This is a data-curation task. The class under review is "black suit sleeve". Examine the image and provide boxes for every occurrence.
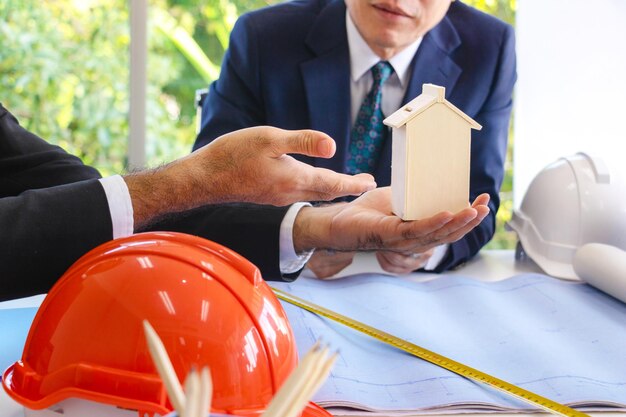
[1,105,294,299]
[147,203,293,282]
[0,105,113,300]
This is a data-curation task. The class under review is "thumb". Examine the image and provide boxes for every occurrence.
[273,129,337,159]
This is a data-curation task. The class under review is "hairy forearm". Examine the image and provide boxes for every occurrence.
[124,157,213,230]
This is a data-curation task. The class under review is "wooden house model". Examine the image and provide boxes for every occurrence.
[383,84,482,220]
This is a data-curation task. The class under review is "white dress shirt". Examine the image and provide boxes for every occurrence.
[99,175,133,239]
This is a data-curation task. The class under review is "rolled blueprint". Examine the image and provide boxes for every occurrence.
[573,243,626,304]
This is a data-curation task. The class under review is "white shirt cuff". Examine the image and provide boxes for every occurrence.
[280,202,314,274]
[424,244,449,270]
[99,175,134,239]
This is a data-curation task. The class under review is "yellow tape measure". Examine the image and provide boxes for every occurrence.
[272,287,590,417]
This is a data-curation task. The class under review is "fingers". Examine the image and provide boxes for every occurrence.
[441,204,490,243]
[401,193,492,241]
[472,193,490,207]
[308,251,356,279]
[415,208,478,248]
[376,250,433,275]
[428,205,490,246]
[392,204,488,253]
[265,128,376,201]
[397,211,455,240]
[213,126,377,205]
[274,171,375,205]
[438,198,491,243]
[305,171,376,201]
[271,129,337,159]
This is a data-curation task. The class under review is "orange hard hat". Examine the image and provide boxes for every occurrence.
[3,232,330,417]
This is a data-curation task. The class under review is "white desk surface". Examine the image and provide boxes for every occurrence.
[305,249,544,282]
[0,251,621,417]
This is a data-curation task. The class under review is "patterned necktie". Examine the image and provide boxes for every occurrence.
[346,61,394,174]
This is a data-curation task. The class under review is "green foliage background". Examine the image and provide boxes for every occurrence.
[0,0,516,249]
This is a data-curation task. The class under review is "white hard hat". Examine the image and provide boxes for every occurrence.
[507,153,626,280]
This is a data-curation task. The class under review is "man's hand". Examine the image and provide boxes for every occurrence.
[308,248,435,278]
[375,248,435,274]
[125,126,376,228]
[294,187,490,255]
[187,126,376,206]
[308,249,432,278]
[308,250,357,279]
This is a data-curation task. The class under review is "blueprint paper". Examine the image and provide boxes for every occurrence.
[0,307,37,380]
[272,274,626,413]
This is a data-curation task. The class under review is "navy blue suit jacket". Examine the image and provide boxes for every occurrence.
[195,0,517,271]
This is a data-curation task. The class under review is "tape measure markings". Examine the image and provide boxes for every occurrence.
[272,287,590,417]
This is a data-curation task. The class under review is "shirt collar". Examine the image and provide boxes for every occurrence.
[346,12,423,87]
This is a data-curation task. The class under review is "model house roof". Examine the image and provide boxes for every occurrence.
[383,84,482,130]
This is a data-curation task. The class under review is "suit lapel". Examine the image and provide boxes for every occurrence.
[404,15,462,103]
[301,1,351,172]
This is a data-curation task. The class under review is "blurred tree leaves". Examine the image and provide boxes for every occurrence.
[0,0,276,174]
[148,0,278,166]
[465,0,516,25]
[0,0,130,174]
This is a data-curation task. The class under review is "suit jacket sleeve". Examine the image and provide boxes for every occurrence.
[0,105,113,300]
[1,104,294,299]
[435,23,517,272]
[146,203,293,282]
